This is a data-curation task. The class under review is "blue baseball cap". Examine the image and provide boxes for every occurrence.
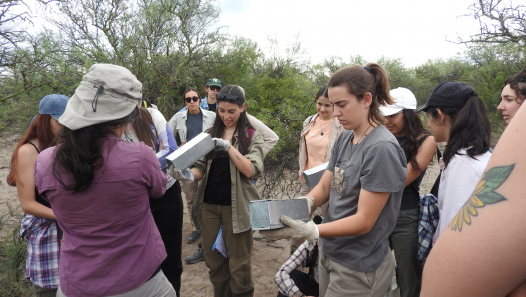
[39,94,70,121]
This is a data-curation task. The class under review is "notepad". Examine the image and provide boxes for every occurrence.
[302,162,329,188]
[212,225,227,258]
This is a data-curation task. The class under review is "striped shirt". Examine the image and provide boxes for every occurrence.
[275,240,318,297]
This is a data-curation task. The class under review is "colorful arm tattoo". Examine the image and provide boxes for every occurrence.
[449,164,515,232]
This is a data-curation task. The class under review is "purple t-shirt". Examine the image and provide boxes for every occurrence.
[35,134,168,297]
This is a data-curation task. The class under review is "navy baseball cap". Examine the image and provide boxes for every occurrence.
[415,81,477,113]
[39,94,70,121]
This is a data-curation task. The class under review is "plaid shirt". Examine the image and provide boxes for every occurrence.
[20,214,60,289]
[275,240,318,297]
[418,193,439,267]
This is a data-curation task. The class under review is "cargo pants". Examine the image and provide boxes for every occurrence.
[200,202,254,297]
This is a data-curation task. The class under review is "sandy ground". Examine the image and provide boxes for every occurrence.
[0,137,441,297]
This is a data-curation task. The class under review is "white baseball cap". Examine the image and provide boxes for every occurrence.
[380,87,417,116]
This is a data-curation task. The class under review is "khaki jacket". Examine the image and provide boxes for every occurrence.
[168,108,216,143]
[191,130,265,233]
[298,114,344,178]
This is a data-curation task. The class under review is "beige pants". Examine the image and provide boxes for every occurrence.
[181,180,200,232]
[291,178,329,252]
[57,271,176,297]
[318,242,395,297]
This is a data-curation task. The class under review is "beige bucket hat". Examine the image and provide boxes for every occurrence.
[59,64,142,130]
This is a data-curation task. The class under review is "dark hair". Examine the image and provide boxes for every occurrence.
[52,107,140,193]
[327,63,393,125]
[427,96,491,168]
[183,87,201,103]
[316,85,328,100]
[207,85,253,158]
[504,68,526,104]
[132,107,158,150]
[7,115,57,187]
[400,110,431,172]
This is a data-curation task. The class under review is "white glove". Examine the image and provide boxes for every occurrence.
[167,166,194,183]
[213,138,231,151]
[260,216,319,242]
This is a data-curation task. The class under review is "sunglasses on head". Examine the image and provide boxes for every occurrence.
[209,85,221,92]
[184,96,199,103]
[216,92,241,102]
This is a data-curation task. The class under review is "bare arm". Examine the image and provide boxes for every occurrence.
[227,146,253,178]
[405,136,436,187]
[421,103,526,296]
[317,189,389,237]
[16,144,56,220]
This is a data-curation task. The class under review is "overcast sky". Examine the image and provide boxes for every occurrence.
[216,0,481,67]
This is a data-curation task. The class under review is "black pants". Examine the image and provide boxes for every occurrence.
[277,269,319,297]
[150,182,183,296]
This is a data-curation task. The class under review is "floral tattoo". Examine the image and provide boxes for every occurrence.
[449,164,514,232]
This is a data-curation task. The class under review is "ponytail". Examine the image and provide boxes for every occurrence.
[328,63,392,125]
[427,96,491,167]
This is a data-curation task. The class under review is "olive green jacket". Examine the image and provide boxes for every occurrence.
[191,130,265,233]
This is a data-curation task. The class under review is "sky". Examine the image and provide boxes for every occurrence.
[216,0,482,67]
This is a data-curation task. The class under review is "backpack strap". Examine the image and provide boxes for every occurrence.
[430,147,442,197]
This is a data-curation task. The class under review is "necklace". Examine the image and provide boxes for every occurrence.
[318,118,331,137]
[349,125,373,156]
[224,128,235,133]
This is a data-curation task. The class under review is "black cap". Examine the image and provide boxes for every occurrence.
[414,81,477,113]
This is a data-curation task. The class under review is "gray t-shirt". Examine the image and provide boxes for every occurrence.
[186,111,203,141]
[323,125,407,272]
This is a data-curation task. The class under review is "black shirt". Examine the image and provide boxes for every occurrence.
[203,151,232,205]
[396,135,429,210]
[207,101,217,113]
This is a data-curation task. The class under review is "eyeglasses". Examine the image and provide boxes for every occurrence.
[216,92,241,102]
[184,96,199,103]
[209,86,221,92]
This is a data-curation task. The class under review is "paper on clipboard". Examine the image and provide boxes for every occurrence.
[212,225,227,258]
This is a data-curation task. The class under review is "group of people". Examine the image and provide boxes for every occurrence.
[6,61,526,297]
[269,68,526,297]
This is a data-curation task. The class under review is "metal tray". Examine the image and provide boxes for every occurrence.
[165,132,215,170]
[250,199,310,230]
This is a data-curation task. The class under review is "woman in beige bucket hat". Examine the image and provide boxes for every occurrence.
[33,64,177,297]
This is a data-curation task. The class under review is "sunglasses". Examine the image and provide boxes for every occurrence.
[209,86,221,92]
[184,96,199,103]
[216,92,241,102]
